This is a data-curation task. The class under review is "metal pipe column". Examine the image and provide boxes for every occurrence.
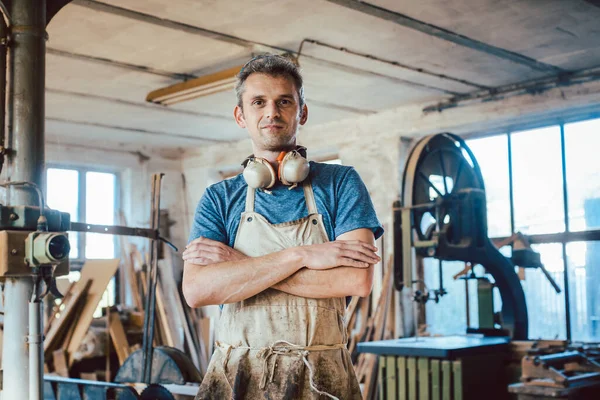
[28,293,43,400]
[2,0,47,399]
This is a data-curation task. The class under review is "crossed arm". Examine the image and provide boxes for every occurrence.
[182,228,379,308]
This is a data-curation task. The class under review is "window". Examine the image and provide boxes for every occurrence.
[46,167,118,262]
[46,167,118,315]
[511,126,565,234]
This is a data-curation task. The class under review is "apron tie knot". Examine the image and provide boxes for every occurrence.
[256,341,298,389]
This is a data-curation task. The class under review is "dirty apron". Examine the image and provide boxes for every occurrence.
[195,180,362,400]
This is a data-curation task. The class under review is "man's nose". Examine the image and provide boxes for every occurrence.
[265,101,281,119]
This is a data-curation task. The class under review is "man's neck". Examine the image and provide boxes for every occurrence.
[253,145,297,165]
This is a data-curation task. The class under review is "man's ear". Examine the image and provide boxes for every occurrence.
[299,104,308,125]
[234,105,246,128]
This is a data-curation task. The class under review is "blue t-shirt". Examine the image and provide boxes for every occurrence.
[188,161,384,246]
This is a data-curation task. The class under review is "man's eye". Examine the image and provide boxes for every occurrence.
[280,100,291,105]
[253,100,263,106]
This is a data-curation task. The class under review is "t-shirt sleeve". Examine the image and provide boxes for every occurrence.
[334,167,384,240]
[188,187,228,244]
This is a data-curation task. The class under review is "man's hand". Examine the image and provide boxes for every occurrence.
[183,237,248,265]
[299,240,380,270]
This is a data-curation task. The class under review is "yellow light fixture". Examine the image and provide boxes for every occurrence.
[146,64,244,106]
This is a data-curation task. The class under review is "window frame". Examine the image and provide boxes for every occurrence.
[462,115,600,341]
[46,164,121,270]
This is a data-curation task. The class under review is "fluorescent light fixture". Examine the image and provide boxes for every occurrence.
[146,64,244,106]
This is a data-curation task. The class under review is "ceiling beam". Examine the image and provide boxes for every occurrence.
[46,117,232,144]
[71,0,251,49]
[47,88,231,121]
[69,0,484,91]
[47,48,196,81]
[423,65,600,113]
[308,99,376,115]
[324,0,565,74]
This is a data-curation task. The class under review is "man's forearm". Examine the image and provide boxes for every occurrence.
[183,248,303,307]
[272,265,373,298]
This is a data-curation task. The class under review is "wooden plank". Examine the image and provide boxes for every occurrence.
[362,354,378,400]
[44,282,75,336]
[66,259,120,366]
[378,356,385,400]
[80,372,98,381]
[407,357,417,400]
[344,296,360,330]
[386,356,397,400]
[431,359,441,400]
[418,358,429,400]
[397,356,407,400]
[44,281,91,357]
[108,311,130,365]
[453,360,463,400]
[155,279,175,347]
[52,349,69,377]
[442,360,452,400]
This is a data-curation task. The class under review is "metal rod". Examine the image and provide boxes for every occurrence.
[423,66,600,113]
[28,293,43,400]
[299,38,486,90]
[0,8,7,174]
[454,158,464,188]
[3,279,33,398]
[323,0,563,73]
[141,173,164,384]
[493,229,600,244]
[560,123,572,341]
[507,133,516,234]
[418,171,443,198]
[438,150,448,194]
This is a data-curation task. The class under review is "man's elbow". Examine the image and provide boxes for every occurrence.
[182,280,202,308]
[182,263,214,308]
[354,267,374,297]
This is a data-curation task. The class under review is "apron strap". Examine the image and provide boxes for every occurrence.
[245,185,255,213]
[303,179,318,215]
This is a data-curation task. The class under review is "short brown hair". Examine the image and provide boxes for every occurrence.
[235,54,305,109]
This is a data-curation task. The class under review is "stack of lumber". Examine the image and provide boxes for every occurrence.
[43,240,213,380]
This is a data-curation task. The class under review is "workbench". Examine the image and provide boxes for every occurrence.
[357,335,510,400]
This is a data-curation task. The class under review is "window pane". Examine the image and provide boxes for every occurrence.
[564,119,600,231]
[424,259,471,335]
[567,241,600,342]
[47,168,79,259]
[85,172,116,259]
[512,127,565,234]
[466,135,512,237]
[522,243,566,339]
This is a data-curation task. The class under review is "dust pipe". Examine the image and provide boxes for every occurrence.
[1,0,48,399]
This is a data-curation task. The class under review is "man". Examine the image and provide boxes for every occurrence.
[183,54,383,400]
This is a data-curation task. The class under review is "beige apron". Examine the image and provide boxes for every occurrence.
[195,180,362,400]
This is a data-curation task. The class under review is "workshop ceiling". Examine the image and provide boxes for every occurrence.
[44,0,600,157]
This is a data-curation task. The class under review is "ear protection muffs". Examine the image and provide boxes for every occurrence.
[242,146,309,190]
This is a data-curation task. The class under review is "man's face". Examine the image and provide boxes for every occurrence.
[234,73,308,152]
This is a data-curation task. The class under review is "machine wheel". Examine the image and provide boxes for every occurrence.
[398,132,529,339]
[139,384,176,400]
[402,132,484,246]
